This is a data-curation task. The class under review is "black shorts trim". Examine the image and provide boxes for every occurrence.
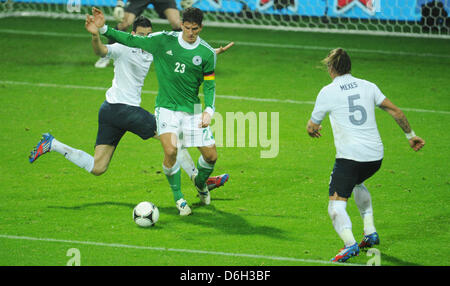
[95,101,157,147]
[125,0,178,19]
[328,158,382,199]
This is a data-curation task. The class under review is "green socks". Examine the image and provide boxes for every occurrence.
[195,156,215,189]
[163,162,183,202]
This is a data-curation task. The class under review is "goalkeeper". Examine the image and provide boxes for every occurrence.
[95,0,182,68]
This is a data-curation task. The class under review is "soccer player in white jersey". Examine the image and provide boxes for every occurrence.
[306,48,425,263]
[29,16,230,195]
[95,0,183,68]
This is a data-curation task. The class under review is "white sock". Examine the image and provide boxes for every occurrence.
[354,183,377,235]
[176,146,197,178]
[51,138,94,173]
[328,200,356,247]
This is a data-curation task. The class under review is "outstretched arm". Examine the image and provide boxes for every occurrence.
[214,42,234,55]
[91,7,153,53]
[379,98,425,151]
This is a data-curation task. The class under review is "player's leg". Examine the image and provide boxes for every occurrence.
[196,145,218,190]
[120,0,152,30]
[353,160,382,249]
[328,159,360,262]
[160,132,191,215]
[90,100,126,174]
[91,144,115,176]
[153,134,197,181]
[354,184,376,233]
[29,133,118,176]
[188,145,216,205]
[154,135,228,191]
[163,8,181,30]
[117,12,137,31]
[156,107,191,215]
[354,183,380,249]
[181,112,217,205]
[177,144,197,179]
[153,0,181,30]
[29,133,95,173]
[128,106,190,215]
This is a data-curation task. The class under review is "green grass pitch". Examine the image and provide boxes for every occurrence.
[0,16,449,266]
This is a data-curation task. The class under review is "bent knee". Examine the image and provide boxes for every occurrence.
[91,165,108,176]
[164,146,178,159]
[204,154,217,164]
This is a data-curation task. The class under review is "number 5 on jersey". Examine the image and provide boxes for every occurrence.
[175,62,185,73]
[348,94,367,125]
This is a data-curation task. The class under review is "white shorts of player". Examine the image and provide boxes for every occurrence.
[155,107,215,148]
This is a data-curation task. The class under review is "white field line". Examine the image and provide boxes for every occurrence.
[1,80,449,115]
[0,234,364,266]
[1,28,450,59]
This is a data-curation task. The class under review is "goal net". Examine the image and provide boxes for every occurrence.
[1,0,449,38]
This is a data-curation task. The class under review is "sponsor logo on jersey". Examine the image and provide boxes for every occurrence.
[166,50,173,56]
[192,55,202,66]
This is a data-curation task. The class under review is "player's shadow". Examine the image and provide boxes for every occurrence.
[47,201,135,210]
[48,201,287,240]
[379,253,422,266]
[160,204,288,240]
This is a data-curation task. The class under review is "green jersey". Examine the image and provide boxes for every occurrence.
[103,27,216,114]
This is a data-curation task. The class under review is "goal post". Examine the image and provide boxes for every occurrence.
[1,0,449,38]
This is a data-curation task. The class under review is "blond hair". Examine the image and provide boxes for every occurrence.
[322,48,351,76]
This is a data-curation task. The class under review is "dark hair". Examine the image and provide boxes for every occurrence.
[132,16,152,32]
[182,7,203,26]
[322,48,351,76]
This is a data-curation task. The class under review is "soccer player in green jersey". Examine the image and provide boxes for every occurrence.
[91,7,221,215]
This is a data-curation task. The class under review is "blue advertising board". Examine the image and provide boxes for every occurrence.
[11,0,450,21]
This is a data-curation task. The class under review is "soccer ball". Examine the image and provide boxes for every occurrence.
[133,201,159,227]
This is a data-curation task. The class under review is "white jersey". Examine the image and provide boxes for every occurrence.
[311,74,386,162]
[104,43,153,107]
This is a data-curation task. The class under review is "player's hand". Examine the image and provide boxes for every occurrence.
[409,136,425,151]
[113,0,125,22]
[92,7,106,28]
[85,14,99,35]
[214,42,234,55]
[306,120,322,138]
[200,111,212,128]
[307,125,322,138]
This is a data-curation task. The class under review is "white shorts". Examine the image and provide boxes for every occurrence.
[155,107,215,148]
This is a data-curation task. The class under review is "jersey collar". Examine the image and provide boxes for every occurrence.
[178,32,201,50]
[333,73,353,83]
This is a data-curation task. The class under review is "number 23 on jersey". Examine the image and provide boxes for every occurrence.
[174,62,185,73]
